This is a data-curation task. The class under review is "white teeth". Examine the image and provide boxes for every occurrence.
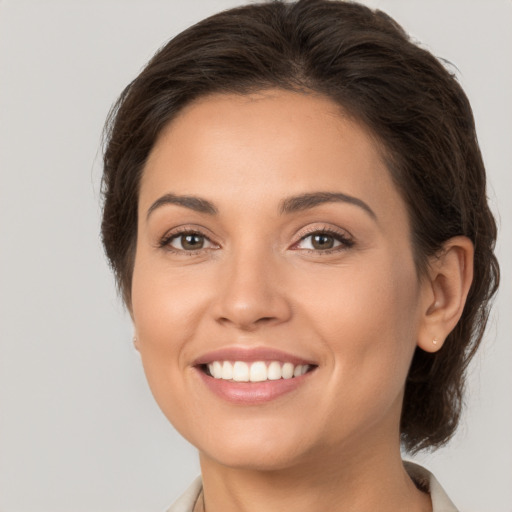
[249,361,267,382]
[296,364,308,376]
[211,361,223,379]
[282,362,294,379]
[206,360,311,381]
[267,361,282,380]
[232,361,249,382]
[222,361,233,380]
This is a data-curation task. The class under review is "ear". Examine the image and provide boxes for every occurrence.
[417,236,474,353]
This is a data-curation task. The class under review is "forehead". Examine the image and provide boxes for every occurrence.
[140,89,405,224]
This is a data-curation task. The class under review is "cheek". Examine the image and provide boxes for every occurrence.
[130,256,206,413]
[298,252,419,337]
[298,256,421,445]
[295,252,421,398]
[132,255,208,350]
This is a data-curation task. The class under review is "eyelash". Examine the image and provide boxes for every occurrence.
[158,226,354,255]
[159,227,217,255]
[292,226,354,254]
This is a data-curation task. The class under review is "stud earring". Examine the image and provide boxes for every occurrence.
[433,338,438,345]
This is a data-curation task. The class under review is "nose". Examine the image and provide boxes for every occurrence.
[212,249,293,331]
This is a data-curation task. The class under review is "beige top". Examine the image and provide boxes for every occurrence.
[166,461,458,512]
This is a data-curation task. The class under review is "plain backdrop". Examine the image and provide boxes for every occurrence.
[0,0,511,511]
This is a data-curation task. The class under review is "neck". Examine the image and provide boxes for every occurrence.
[198,436,431,512]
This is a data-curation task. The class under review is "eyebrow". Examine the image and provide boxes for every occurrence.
[146,193,218,220]
[146,191,376,221]
[279,192,377,220]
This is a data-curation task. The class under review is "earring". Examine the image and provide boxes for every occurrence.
[433,338,438,345]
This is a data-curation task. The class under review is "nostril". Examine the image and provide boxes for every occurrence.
[212,273,293,329]
[257,316,277,323]
[217,315,279,331]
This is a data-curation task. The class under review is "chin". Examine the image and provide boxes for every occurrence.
[201,442,309,472]
[191,419,317,472]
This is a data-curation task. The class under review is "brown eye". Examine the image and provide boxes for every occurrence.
[295,230,353,252]
[168,232,213,251]
[181,234,204,250]
[311,234,335,250]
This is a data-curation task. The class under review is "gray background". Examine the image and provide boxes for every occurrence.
[0,0,510,510]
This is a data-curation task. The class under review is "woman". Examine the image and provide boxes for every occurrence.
[100,1,499,510]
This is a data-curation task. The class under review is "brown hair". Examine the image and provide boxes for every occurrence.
[101,0,499,452]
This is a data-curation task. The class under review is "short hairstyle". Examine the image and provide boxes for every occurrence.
[101,0,499,452]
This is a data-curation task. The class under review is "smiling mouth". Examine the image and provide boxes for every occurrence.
[201,360,316,382]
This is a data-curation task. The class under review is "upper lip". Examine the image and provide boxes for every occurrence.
[192,346,317,366]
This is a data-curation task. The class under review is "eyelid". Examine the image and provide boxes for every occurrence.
[158,225,220,253]
[157,223,354,254]
[291,225,355,252]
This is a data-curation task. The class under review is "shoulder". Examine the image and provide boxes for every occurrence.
[404,461,459,512]
[165,476,202,512]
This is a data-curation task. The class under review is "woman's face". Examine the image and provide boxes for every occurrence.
[132,90,430,470]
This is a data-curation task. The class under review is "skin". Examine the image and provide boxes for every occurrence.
[131,90,473,512]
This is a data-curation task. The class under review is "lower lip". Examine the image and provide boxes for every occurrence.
[195,367,313,405]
